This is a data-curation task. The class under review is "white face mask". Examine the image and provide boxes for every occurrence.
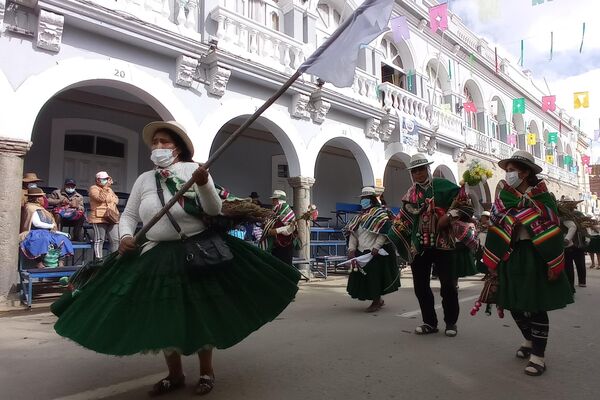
[151,148,176,168]
[65,188,76,194]
[505,171,523,188]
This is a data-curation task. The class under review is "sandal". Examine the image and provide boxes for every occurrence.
[445,325,458,337]
[414,324,439,335]
[148,375,186,397]
[195,374,215,396]
[524,361,546,376]
[516,346,532,359]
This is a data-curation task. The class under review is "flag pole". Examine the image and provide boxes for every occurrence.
[133,5,367,242]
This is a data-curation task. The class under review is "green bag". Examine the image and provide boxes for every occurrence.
[43,246,60,268]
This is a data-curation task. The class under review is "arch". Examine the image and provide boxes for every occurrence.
[425,58,450,106]
[491,95,507,141]
[433,164,456,183]
[463,79,484,133]
[513,113,526,150]
[311,136,375,186]
[383,151,412,208]
[12,58,199,143]
[528,120,542,158]
[556,138,565,168]
[196,98,305,176]
[377,34,416,72]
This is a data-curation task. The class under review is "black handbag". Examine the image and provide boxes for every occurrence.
[155,176,233,273]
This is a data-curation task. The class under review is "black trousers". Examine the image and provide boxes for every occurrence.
[271,244,294,266]
[564,247,586,289]
[511,311,549,357]
[410,249,459,327]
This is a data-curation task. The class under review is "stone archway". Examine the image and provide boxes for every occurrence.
[383,152,412,211]
[433,164,457,183]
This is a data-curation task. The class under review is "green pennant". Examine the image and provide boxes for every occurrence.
[547,131,558,144]
[513,98,525,114]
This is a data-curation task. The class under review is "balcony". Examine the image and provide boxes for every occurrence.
[490,137,514,160]
[465,127,490,154]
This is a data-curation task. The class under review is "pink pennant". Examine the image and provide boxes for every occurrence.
[587,166,593,175]
[429,3,448,33]
[541,95,556,112]
[391,16,410,42]
[463,101,477,113]
[508,134,517,145]
[582,155,591,166]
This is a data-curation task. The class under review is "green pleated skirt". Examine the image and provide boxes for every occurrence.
[497,240,573,312]
[586,236,600,253]
[450,247,478,279]
[52,236,300,356]
[346,245,400,301]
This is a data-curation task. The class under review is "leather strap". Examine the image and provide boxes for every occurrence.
[155,175,188,240]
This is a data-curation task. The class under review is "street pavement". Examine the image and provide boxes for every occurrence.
[1,267,599,400]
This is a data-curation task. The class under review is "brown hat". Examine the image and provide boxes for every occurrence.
[142,121,194,158]
[23,172,43,183]
[27,187,45,197]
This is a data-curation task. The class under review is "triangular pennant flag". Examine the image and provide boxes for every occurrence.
[574,92,590,109]
[299,0,394,88]
[513,98,525,114]
[488,100,498,116]
[541,95,556,112]
[508,134,517,145]
[463,101,477,113]
[547,131,558,144]
[527,133,537,145]
[429,3,448,33]
[546,154,555,164]
[582,155,591,166]
[390,16,410,42]
[564,155,573,165]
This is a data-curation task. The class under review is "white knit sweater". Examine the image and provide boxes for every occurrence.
[119,162,222,242]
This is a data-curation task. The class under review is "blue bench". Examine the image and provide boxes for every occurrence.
[18,242,91,308]
[333,203,362,227]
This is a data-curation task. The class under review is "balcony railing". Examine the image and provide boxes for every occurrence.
[432,107,464,141]
[379,82,430,121]
[490,137,515,160]
[465,127,490,154]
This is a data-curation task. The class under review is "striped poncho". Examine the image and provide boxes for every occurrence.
[482,180,564,274]
[259,202,296,251]
[345,206,391,236]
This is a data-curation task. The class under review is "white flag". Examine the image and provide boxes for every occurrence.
[299,0,394,88]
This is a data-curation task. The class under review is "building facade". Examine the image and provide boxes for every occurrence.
[0,0,591,301]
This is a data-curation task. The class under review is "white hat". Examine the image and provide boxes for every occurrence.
[481,211,491,217]
[142,120,194,158]
[407,153,434,170]
[96,171,110,179]
[498,150,542,174]
[359,187,377,197]
[270,190,287,200]
[560,195,583,204]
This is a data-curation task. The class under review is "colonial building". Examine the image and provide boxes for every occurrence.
[0,0,590,301]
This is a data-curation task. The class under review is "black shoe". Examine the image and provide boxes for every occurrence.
[445,325,457,337]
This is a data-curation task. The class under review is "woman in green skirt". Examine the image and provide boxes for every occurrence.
[482,150,573,377]
[346,187,400,312]
[52,121,300,396]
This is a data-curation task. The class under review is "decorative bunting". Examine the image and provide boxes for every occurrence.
[582,155,591,166]
[549,31,554,61]
[564,155,573,166]
[527,133,537,146]
[448,59,452,80]
[542,95,556,112]
[513,98,525,114]
[520,39,524,67]
[587,166,593,175]
[548,132,558,144]
[580,22,586,53]
[546,154,555,164]
[391,16,410,42]
[429,4,448,33]
[494,47,499,74]
[574,92,589,109]
[508,134,517,146]
[463,102,477,113]
[407,69,414,92]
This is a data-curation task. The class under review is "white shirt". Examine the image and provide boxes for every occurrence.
[563,220,577,247]
[119,162,222,242]
[31,210,54,230]
[348,226,387,252]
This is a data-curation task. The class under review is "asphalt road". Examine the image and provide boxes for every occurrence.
[1,268,599,400]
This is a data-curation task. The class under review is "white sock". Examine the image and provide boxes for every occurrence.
[529,354,545,367]
[522,340,533,348]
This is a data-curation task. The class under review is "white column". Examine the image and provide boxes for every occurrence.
[288,176,315,274]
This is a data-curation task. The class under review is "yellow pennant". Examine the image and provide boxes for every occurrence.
[574,91,589,109]
[546,154,555,164]
[527,133,537,145]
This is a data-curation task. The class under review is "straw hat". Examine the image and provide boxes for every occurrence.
[498,150,542,174]
[358,187,377,197]
[142,120,194,158]
[407,153,434,170]
[481,211,491,217]
[26,187,45,197]
[270,190,287,200]
[560,195,583,204]
[22,172,43,183]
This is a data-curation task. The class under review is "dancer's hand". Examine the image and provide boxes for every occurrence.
[192,166,209,186]
[348,250,356,259]
[118,236,138,255]
[371,248,380,256]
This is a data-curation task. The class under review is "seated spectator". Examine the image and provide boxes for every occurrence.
[20,187,74,268]
[48,178,86,241]
[249,191,262,207]
[21,172,47,208]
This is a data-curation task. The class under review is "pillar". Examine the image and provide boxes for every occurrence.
[288,176,315,273]
[0,137,31,304]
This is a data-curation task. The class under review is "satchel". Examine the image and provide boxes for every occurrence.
[104,207,120,224]
[155,176,233,273]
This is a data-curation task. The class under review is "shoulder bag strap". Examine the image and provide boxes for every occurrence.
[155,175,188,240]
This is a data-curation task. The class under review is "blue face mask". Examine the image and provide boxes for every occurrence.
[360,199,371,209]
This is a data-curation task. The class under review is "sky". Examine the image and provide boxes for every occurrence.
[447,0,600,159]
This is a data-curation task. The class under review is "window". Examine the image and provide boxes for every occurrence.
[463,87,477,130]
[316,1,342,32]
[64,132,125,158]
[271,12,279,31]
[426,64,443,105]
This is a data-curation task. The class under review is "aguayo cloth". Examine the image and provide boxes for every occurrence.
[390,178,459,257]
[259,203,296,251]
[345,206,391,235]
[482,180,564,275]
